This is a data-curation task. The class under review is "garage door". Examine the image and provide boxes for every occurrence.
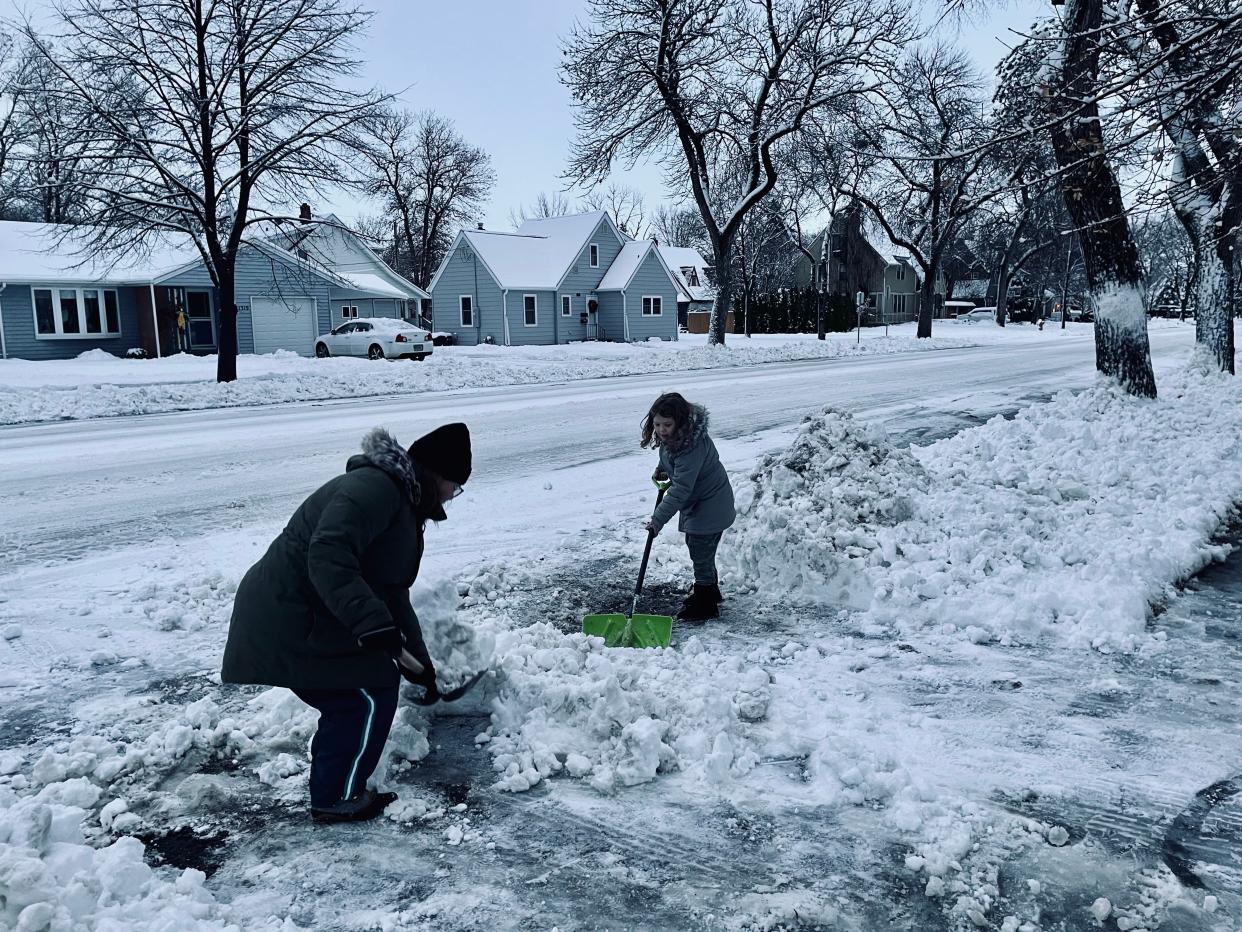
[249,296,318,355]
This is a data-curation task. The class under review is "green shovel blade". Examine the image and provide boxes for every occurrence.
[582,613,673,648]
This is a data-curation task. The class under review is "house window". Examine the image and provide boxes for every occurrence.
[896,264,906,281]
[641,295,662,316]
[680,266,699,287]
[523,294,538,327]
[893,294,907,315]
[33,286,122,338]
[340,304,358,319]
[561,295,571,317]
[459,295,473,327]
[589,243,599,268]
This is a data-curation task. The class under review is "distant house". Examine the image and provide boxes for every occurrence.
[793,205,942,321]
[0,210,426,360]
[658,245,716,326]
[427,211,699,345]
[267,208,429,328]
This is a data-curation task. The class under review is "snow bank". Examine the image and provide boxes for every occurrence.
[0,332,970,424]
[725,367,1242,650]
[727,410,922,609]
[482,625,767,793]
[0,788,297,931]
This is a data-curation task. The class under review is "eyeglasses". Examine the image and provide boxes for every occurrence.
[449,483,464,500]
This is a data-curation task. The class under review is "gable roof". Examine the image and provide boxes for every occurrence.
[657,245,714,303]
[429,210,628,292]
[265,213,428,300]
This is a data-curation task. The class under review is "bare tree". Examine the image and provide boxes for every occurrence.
[508,190,573,229]
[562,0,913,345]
[582,182,647,237]
[1026,6,1157,396]
[26,0,385,382]
[1110,0,1242,373]
[839,45,999,338]
[362,108,494,289]
[650,204,708,251]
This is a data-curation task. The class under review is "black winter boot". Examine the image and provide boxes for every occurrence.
[675,584,720,624]
[311,787,398,824]
[706,584,723,605]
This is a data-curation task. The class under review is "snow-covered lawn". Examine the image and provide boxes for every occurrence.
[0,332,1236,930]
[0,319,1141,425]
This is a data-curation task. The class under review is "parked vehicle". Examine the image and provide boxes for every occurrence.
[314,318,433,361]
[958,306,1002,323]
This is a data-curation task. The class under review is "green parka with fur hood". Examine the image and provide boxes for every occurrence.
[221,429,438,690]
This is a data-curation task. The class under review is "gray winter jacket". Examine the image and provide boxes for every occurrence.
[651,404,736,534]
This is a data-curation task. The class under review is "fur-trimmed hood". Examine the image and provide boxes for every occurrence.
[654,403,711,454]
[349,428,420,506]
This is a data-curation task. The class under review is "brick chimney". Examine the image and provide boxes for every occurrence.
[299,203,312,223]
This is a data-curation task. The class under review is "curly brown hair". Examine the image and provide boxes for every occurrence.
[640,392,691,448]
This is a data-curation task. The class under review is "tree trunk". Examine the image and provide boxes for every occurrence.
[1196,241,1235,372]
[216,264,239,383]
[709,237,735,345]
[995,265,1010,327]
[1050,0,1157,397]
[916,276,935,338]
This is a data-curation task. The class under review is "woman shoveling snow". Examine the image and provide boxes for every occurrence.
[220,423,472,823]
[641,392,736,624]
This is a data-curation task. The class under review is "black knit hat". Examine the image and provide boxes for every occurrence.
[408,423,472,484]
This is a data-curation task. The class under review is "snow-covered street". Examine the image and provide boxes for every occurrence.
[2,326,1240,931]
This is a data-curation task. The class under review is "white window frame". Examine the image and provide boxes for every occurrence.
[561,294,572,317]
[589,243,599,268]
[523,293,538,327]
[340,304,358,320]
[459,295,473,327]
[641,295,663,317]
[32,286,123,339]
[896,264,906,281]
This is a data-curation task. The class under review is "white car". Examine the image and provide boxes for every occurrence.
[958,306,1001,323]
[314,317,433,361]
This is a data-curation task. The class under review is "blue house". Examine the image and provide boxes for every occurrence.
[427,211,694,345]
[0,214,428,361]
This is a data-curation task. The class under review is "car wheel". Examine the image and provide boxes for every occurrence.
[414,354,427,362]
[315,343,330,358]
[368,344,385,360]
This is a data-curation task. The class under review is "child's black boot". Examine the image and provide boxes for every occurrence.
[675,584,720,624]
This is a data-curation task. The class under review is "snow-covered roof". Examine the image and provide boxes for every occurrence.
[658,245,714,303]
[337,272,410,300]
[432,211,623,291]
[596,241,654,291]
[862,232,916,267]
[265,214,428,300]
[0,221,203,284]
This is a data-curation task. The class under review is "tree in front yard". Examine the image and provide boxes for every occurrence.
[26,0,384,382]
[562,0,912,346]
[362,108,495,290]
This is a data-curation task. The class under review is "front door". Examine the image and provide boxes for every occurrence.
[186,291,216,351]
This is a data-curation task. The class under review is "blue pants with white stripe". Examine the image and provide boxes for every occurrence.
[292,687,399,808]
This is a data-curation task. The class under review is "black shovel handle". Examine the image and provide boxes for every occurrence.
[634,487,666,598]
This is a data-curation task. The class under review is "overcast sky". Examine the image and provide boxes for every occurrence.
[5,0,1047,231]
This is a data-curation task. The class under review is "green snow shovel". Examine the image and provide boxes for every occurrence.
[582,482,674,648]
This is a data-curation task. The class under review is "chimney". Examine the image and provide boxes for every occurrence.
[299,203,312,223]
[652,237,660,247]
[477,222,484,230]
